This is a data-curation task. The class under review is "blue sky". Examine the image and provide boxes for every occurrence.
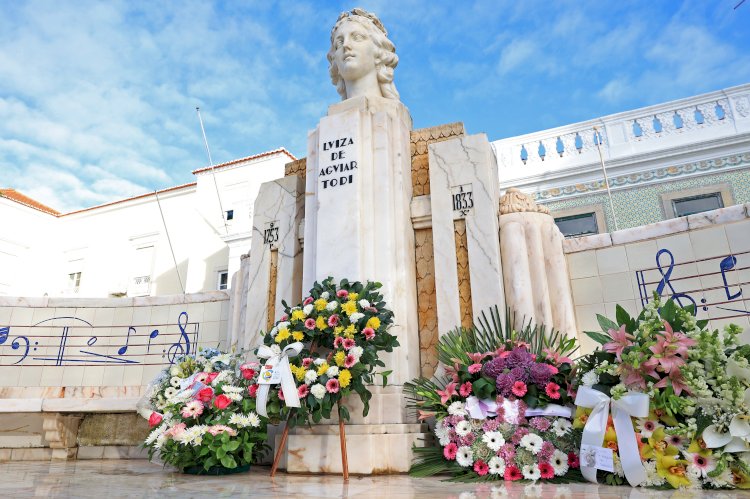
[1,0,749,212]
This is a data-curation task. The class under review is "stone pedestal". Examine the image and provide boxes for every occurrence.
[290,95,426,472]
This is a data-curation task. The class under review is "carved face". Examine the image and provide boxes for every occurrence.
[332,20,377,84]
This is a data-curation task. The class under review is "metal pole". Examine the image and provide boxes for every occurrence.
[155,190,185,294]
[593,126,619,232]
[196,107,230,235]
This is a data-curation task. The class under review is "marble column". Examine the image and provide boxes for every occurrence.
[497,189,577,337]
[239,176,304,353]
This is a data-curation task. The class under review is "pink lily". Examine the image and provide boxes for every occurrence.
[640,357,660,380]
[603,324,634,361]
[649,327,688,373]
[621,364,647,390]
[542,347,572,366]
[437,382,458,404]
[417,410,436,421]
[653,366,692,396]
[467,352,489,363]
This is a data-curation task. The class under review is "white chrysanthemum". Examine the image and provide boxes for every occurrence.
[456,446,474,467]
[358,299,370,308]
[314,358,326,365]
[247,412,260,427]
[551,418,572,437]
[581,371,599,387]
[522,464,541,481]
[349,312,364,323]
[550,449,569,476]
[488,456,505,475]
[304,370,318,385]
[145,424,168,445]
[642,460,666,487]
[326,366,339,377]
[169,376,181,387]
[613,454,625,478]
[175,425,207,447]
[520,433,543,455]
[447,401,467,416]
[277,321,290,330]
[310,383,326,400]
[326,301,339,311]
[155,433,168,450]
[226,392,242,402]
[303,304,314,315]
[212,353,231,365]
[705,467,732,488]
[455,420,472,437]
[349,346,363,359]
[228,412,261,428]
[482,431,505,452]
[222,385,244,394]
[211,371,230,386]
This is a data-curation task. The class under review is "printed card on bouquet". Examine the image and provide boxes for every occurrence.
[258,360,282,385]
[580,444,614,472]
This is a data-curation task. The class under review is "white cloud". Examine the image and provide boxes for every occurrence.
[497,39,537,76]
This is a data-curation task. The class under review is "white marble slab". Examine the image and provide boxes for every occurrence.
[562,232,613,253]
[611,216,689,245]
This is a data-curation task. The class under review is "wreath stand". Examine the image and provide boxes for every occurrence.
[270,401,349,480]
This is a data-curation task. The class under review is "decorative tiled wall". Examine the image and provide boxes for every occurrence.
[541,157,750,230]
[0,293,229,388]
[564,205,750,354]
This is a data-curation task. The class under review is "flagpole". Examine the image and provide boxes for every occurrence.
[593,126,619,232]
[196,107,230,236]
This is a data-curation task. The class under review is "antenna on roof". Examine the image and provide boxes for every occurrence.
[196,107,230,236]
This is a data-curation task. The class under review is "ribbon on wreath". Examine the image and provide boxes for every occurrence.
[256,342,304,418]
[575,386,649,487]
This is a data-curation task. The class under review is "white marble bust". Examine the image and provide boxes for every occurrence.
[327,8,400,101]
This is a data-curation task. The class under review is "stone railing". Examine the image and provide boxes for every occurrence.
[492,83,750,187]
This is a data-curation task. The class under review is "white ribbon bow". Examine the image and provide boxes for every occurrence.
[256,342,304,418]
[575,386,649,487]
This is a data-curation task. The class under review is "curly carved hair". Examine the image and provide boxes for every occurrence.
[327,8,399,101]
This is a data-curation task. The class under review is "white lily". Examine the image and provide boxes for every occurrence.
[727,358,750,381]
[703,424,733,448]
[723,437,750,453]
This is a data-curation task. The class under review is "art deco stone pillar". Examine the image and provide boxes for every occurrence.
[498,189,577,337]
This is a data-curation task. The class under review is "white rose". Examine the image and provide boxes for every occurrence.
[303,304,314,315]
[358,299,370,308]
[314,358,326,365]
[326,301,339,311]
[321,292,330,300]
[349,312,364,323]
[169,366,180,376]
[311,384,326,400]
[326,366,339,377]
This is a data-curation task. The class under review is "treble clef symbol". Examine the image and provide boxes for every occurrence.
[166,312,191,364]
[655,249,696,309]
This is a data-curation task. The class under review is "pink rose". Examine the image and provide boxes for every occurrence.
[240,367,256,380]
[280,314,288,321]
[196,387,214,403]
[326,378,340,394]
[304,318,316,330]
[363,327,375,340]
[467,363,482,374]
[336,289,348,298]
[247,384,259,397]
[148,412,163,428]
[303,297,314,305]
[213,394,232,409]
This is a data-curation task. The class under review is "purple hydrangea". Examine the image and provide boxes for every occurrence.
[529,362,553,386]
[482,356,506,379]
[504,347,534,370]
[496,373,514,397]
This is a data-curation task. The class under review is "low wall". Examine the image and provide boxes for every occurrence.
[564,203,750,352]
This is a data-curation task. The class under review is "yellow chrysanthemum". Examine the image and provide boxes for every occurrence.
[339,369,352,388]
[316,316,327,330]
[334,326,344,336]
[348,292,359,301]
[275,328,291,343]
[314,298,328,311]
[292,331,304,341]
[334,351,346,367]
[291,310,305,322]
[317,362,329,376]
[366,317,381,330]
[344,324,356,339]
[291,365,305,381]
[341,300,357,316]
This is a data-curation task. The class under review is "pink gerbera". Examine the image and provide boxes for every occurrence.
[302,357,313,368]
[473,459,489,476]
[344,354,357,368]
[336,289,348,298]
[303,296,314,305]
[343,338,356,350]
[180,400,204,419]
[459,381,473,397]
[304,318,316,330]
[511,381,528,397]
[333,336,344,348]
[328,314,340,327]
[363,327,376,340]
[545,382,561,399]
[298,384,310,398]
[443,442,458,460]
[326,378,340,394]
[468,363,482,374]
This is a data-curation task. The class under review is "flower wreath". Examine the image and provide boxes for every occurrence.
[254,277,398,425]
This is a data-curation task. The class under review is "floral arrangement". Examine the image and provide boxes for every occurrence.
[139,348,268,474]
[253,277,398,425]
[575,296,750,489]
[406,307,583,482]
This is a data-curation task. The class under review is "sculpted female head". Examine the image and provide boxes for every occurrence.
[327,8,400,101]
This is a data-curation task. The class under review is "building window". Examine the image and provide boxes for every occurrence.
[217,271,228,290]
[226,210,234,221]
[672,192,724,217]
[68,272,82,293]
[554,213,599,238]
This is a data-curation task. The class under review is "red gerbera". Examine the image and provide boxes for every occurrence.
[473,459,489,476]
[538,462,555,479]
[545,382,561,400]
[568,452,580,469]
[504,465,522,481]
